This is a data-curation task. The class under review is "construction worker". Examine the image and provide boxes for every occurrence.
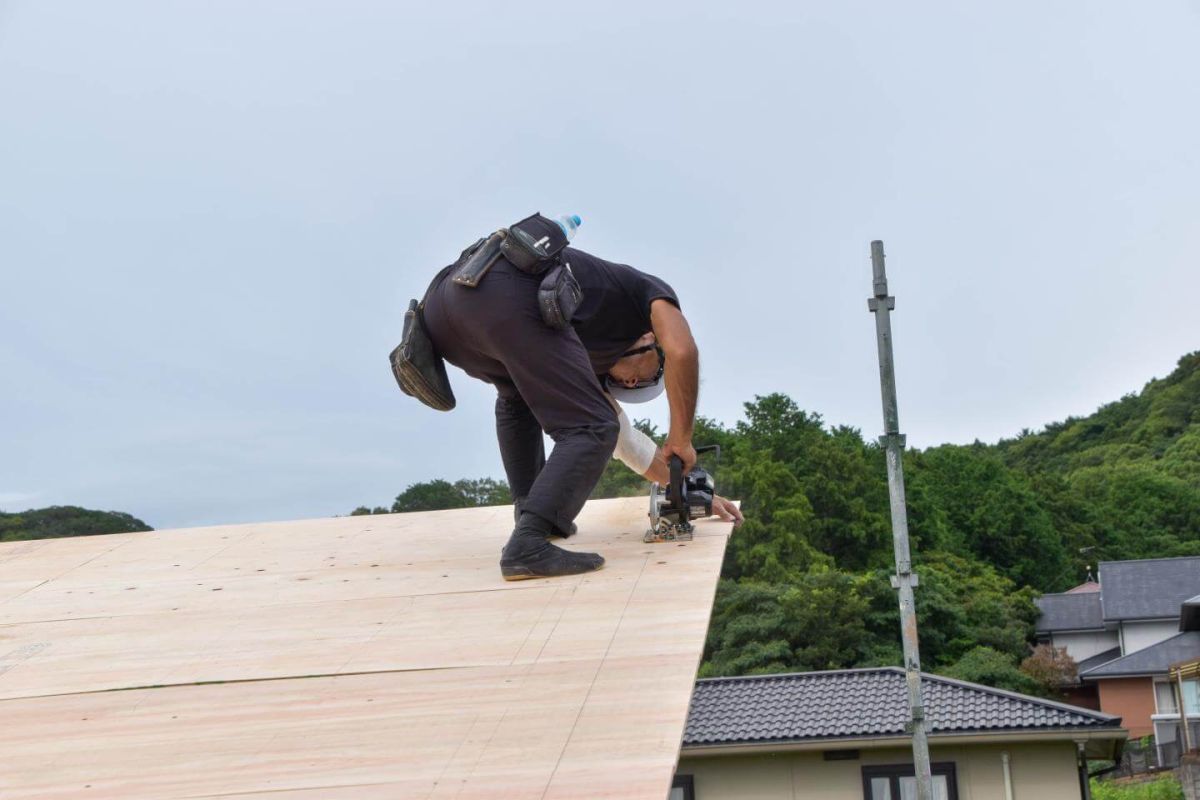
[420,216,741,580]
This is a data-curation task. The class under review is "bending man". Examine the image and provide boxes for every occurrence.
[421,215,740,581]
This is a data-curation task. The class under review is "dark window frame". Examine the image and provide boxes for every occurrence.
[671,774,695,800]
[861,762,958,800]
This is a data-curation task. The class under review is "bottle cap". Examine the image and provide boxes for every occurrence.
[570,215,582,227]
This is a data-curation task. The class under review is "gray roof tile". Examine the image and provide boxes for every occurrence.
[1080,632,1200,678]
[1036,591,1105,632]
[684,668,1120,747]
[1099,557,1200,621]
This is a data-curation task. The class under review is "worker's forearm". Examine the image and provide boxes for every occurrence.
[642,449,670,484]
[664,342,698,443]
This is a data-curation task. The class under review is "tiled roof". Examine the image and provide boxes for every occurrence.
[683,668,1120,748]
[1067,581,1101,594]
[1099,557,1200,621]
[1036,591,1105,632]
[1081,632,1200,679]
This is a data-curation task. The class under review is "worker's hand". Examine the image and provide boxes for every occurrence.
[711,495,743,528]
[662,438,697,474]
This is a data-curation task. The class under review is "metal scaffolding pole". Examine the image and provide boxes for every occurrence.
[868,240,934,800]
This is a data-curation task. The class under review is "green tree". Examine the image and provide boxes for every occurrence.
[387,478,512,513]
[0,507,153,542]
[907,445,1069,590]
[703,570,873,677]
[943,646,1041,695]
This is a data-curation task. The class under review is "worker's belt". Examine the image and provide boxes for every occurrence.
[450,212,583,331]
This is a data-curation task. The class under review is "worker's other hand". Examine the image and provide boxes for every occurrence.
[711,495,743,528]
[662,439,697,474]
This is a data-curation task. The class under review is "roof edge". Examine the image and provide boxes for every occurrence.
[1098,556,1200,566]
[1080,632,1200,678]
[681,727,1128,756]
[695,667,1119,724]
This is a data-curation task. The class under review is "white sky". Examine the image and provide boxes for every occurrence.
[1,1,1197,528]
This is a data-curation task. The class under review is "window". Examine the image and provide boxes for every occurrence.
[669,775,694,800]
[1156,678,1200,715]
[1156,680,1179,714]
[1184,679,1200,716]
[862,763,958,800]
[1153,678,1200,763]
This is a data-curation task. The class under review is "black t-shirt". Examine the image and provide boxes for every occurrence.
[563,247,681,375]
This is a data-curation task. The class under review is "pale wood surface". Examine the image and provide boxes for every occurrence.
[0,498,730,799]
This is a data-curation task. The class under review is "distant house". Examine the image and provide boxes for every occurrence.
[1035,556,1200,762]
[674,667,1124,800]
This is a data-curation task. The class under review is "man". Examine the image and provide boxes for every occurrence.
[421,217,741,580]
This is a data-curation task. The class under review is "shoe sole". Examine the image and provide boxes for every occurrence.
[500,562,605,581]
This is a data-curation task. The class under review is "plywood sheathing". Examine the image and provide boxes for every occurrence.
[0,497,731,799]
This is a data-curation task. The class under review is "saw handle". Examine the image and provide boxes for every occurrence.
[668,454,684,512]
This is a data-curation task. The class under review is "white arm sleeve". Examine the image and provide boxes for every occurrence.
[606,395,657,476]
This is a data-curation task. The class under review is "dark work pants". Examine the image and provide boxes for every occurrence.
[421,259,619,533]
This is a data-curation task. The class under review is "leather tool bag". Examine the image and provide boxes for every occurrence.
[538,262,582,331]
[452,231,505,288]
[499,213,569,275]
[389,260,463,412]
[389,299,456,411]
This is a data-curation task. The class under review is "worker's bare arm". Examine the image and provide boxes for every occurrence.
[607,397,742,527]
[650,298,698,471]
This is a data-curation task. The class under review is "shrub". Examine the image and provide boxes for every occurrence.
[1091,774,1184,800]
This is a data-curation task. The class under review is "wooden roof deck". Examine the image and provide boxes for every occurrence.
[0,497,730,799]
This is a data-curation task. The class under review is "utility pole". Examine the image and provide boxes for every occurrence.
[868,240,934,800]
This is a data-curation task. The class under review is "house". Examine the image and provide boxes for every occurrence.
[1035,556,1200,761]
[673,667,1125,800]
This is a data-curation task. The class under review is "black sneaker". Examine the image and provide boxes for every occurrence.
[500,533,604,581]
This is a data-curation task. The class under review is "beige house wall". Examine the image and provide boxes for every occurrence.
[678,741,1082,800]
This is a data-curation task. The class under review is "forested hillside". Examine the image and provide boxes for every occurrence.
[0,506,152,541]
[357,351,1200,693]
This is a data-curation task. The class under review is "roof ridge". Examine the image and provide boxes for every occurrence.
[695,666,902,684]
[695,669,1118,724]
[919,672,1119,723]
[1099,556,1200,566]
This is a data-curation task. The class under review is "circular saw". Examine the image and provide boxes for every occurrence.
[645,445,719,543]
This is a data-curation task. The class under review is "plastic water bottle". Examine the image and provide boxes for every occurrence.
[553,214,582,241]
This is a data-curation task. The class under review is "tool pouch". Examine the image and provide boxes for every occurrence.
[389,299,456,411]
[500,212,569,275]
[452,231,505,288]
[538,262,583,331]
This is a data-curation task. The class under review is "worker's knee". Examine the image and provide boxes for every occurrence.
[595,417,619,454]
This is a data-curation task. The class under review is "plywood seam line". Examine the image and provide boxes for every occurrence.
[0,663,515,703]
[329,593,414,678]
[510,584,565,665]
[180,779,404,798]
[0,613,123,627]
[0,579,49,605]
[541,551,651,799]
[0,582,560,626]
[525,586,573,665]
[0,536,136,587]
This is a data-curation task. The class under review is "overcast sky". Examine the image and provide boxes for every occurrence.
[1,1,1197,529]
